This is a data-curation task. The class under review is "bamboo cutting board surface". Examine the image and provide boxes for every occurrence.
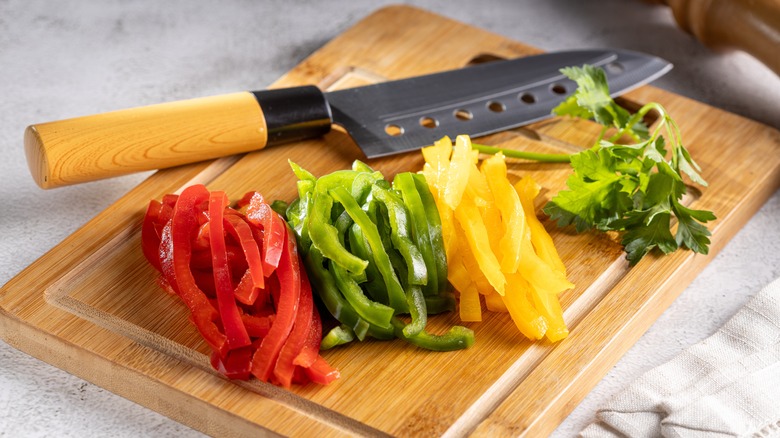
[2,5,780,437]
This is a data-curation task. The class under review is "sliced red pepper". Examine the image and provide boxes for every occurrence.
[293,269,321,368]
[209,191,251,351]
[169,185,227,356]
[303,356,340,385]
[224,214,265,291]
[273,262,315,388]
[210,345,253,380]
[233,269,260,306]
[241,313,272,338]
[141,199,163,271]
[239,191,286,274]
[251,224,300,382]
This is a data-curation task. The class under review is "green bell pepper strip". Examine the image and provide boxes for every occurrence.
[305,247,373,341]
[423,295,456,314]
[393,172,438,297]
[390,318,475,351]
[351,159,377,174]
[348,222,389,305]
[329,186,409,313]
[370,184,428,287]
[320,324,356,350]
[412,173,448,295]
[331,210,394,328]
[308,190,368,275]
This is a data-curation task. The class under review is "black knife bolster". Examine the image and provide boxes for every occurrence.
[251,86,332,146]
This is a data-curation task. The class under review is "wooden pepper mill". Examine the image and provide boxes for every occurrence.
[656,0,780,75]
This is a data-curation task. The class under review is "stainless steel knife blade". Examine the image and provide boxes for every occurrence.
[25,48,671,188]
[326,49,671,157]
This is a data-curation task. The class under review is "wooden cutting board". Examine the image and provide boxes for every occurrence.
[2,5,779,437]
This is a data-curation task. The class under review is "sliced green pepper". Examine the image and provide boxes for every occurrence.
[370,184,428,287]
[330,186,409,313]
[390,318,475,351]
[308,190,368,275]
[412,173,449,295]
[393,172,438,296]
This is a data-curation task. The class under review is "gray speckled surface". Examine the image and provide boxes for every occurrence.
[1,1,778,436]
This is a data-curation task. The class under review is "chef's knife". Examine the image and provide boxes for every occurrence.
[24,49,670,189]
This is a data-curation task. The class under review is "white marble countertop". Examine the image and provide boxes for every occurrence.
[1,1,778,436]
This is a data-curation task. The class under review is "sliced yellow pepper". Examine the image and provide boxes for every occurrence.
[453,193,506,296]
[481,153,525,274]
[514,176,567,275]
[420,135,573,343]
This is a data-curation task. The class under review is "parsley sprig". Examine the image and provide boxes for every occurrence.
[471,64,715,265]
[540,65,716,265]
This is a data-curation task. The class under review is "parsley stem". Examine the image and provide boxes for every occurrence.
[471,143,572,163]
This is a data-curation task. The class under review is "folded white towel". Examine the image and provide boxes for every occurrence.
[581,277,780,438]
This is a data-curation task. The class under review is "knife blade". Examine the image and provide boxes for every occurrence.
[24,48,671,189]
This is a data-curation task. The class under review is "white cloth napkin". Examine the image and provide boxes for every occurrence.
[581,277,780,438]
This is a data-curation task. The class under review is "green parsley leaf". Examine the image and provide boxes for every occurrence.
[544,65,715,265]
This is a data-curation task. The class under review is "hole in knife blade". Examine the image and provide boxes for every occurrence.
[606,62,624,75]
[466,53,506,66]
[384,124,404,136]
[550,84,567,95]
[419,116,438,128]
[519,93,536,104]
[487,101,505,113]
[454,109,473,121]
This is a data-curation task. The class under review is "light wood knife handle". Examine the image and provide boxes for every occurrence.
[24,86,332,189]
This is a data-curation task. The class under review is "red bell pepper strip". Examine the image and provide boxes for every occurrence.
[233,269,260,306]
[293,268,321,368]
[251,224,300,382]
[209,191,251,351]
[141,199,163,271]
[303,356,340,385]
[224,214,265,291]
[273,262,315,388]
[210,345,253,380]
[169,185,227,357]
[239,192,285,274]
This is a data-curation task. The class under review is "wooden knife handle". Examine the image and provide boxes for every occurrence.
[658,0,780,75]
[24,85,332,189]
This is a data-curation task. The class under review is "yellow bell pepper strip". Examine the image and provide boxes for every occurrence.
[483,290,508,313]
[481,153,525,274]
[419,135,574,343]
[421,136,452,195]
[443,135,473,210]
[453,194,506,296]
[515,177,567,275]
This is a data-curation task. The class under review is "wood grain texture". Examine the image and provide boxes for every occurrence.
[3,5,780,437]
[25,91,268,189]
